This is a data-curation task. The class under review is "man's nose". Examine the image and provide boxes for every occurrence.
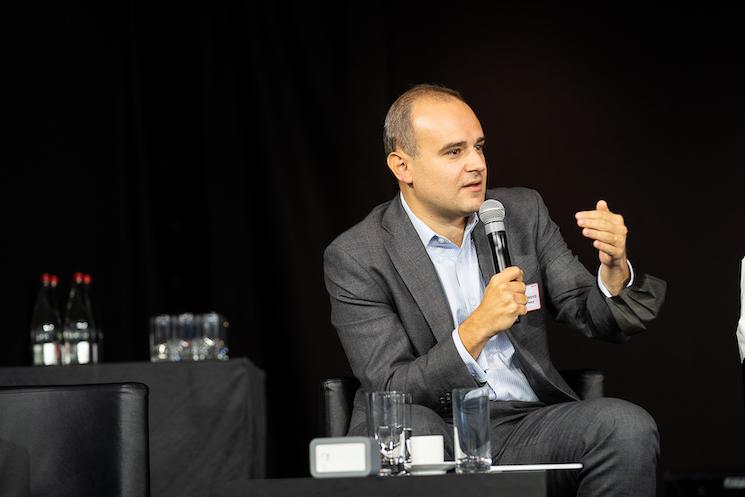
[464,149,486,171]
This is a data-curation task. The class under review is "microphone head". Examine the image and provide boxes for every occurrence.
[478,199,506,225]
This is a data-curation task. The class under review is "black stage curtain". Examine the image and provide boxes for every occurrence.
[3,3,745,478]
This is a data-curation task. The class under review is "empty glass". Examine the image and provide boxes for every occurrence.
[453,387,491,473]
[149,312,229,362]
[197,312,229,360]
[367,391,406,475]
[402,393,413,464]
[149,315,171,362]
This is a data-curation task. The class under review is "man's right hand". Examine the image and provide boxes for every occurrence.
[458,266,527,359]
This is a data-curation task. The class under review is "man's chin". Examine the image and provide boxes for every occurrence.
[464,195,486,214]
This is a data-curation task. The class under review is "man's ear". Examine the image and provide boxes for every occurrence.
[386,151,413,185]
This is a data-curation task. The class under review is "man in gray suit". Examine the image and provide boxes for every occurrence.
[323,84,666,496]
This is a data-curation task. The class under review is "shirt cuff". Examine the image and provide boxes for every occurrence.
[452,328,489,384]
[597,260,635,298]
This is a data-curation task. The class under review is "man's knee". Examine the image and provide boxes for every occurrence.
[587,398,659,453]
[410,404,450,436]
[410,405,454,458]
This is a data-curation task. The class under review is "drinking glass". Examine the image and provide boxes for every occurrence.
[402,393,413,464]
[198,312,229,360]
[367,391,406,475]
[452,387,491,473]
[149,315,171,362]
[171,313,196,361]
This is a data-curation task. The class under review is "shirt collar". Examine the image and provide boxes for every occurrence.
[399,193,479,248]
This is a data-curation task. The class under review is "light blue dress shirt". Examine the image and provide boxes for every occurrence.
[399,194,634,402]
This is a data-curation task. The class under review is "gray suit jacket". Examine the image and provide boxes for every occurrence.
[323,187,666,429]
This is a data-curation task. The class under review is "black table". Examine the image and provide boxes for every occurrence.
[213,472,546,497]
[0,358,266,497]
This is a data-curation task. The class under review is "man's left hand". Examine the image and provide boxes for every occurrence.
[575,200,630,296]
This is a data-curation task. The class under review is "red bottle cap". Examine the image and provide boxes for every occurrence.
[73,272,84,283]
[50,275,59,287]
[83,274,92,285]
[40,273,50,284]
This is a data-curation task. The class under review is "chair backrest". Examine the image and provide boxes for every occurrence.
[319,370,604,438]
[320,377,360,438]
[0,382,150,497]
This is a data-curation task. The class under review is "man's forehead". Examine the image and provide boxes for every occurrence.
[410,96,483,143]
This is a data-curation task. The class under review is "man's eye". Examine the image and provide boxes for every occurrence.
[447,148,461,156]
[475,143,485,152]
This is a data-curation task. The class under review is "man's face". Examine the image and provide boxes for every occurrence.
[404,97,487,222]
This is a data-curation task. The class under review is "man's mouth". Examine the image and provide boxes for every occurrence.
[463,179,483,191]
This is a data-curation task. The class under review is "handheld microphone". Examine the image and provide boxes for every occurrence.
[478,199,520,323]
[478,199,512,273]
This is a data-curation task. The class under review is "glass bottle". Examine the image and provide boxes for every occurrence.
[30,273,62,366]
[63,272,93,365]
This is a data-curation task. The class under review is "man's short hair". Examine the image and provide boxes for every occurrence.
[383,84,466,157]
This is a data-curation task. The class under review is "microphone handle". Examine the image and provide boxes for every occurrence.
[486,230,520,324]
[486,230,512,272]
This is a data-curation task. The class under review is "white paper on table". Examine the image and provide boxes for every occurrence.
[737,257,745,362]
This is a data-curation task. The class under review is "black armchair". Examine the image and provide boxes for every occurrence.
[320,370,604,437]
[0,382,150,497]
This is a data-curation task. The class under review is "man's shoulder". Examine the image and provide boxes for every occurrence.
[485,186,542,208]
[484,187,550,230]
[324,199,392,259]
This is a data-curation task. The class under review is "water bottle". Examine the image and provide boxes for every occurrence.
[82,273,101,363]
[30,273,62,366]
[63,272,93,365]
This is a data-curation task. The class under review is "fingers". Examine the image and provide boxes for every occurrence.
[592,239,624,257]
[492,266,523,283]
[487,271,528,303]
[575,200,625,226]
[576,217,627,233]
[580,227,627,246]
[513,292,528,305]
[575,211,625,227]
[504,280,526,295]
[575,199,629,265]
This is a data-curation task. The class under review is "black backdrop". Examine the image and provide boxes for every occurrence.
[3,2,744,481]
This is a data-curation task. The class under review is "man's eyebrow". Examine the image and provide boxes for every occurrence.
[438,141,467,154]
[438,137,486,154]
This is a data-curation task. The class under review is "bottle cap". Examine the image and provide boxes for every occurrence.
[73,272,84,283]
[40,273,50,284]
[50,275,59,287]
[83,274,92,285]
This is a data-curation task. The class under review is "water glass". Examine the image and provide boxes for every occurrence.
[402,393,413,464]
[198,312,229,360]
[367,391,406,475]
[452,387,491,473]
[149,315,171,362]
[149,312,229,362]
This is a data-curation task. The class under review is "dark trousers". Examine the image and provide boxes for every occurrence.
[351,397,659,497]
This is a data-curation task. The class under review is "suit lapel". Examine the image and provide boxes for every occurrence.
[473,220,494,285]
[382,196,454,343]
